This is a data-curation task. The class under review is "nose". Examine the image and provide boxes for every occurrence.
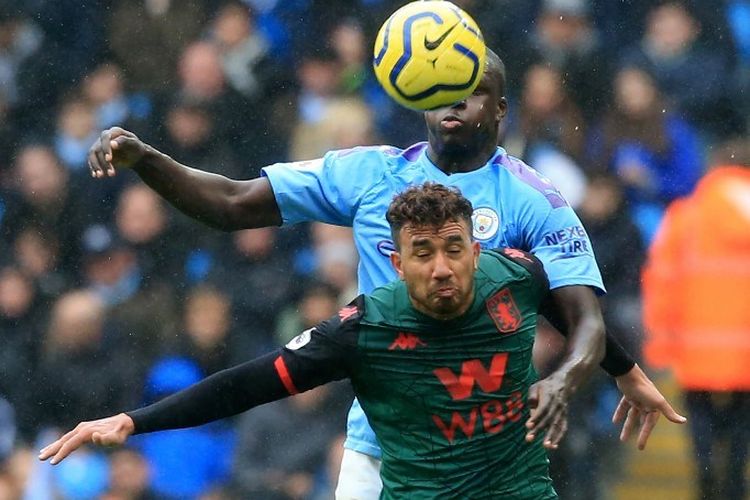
[432,252,453,280]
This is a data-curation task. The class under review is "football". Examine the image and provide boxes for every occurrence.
[373,0,486,111]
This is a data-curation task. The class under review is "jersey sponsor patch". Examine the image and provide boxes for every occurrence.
[286,328,313,350]
[486,288,522,333]
[472,207,500,241]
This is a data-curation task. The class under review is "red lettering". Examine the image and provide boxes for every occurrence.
[432,409,478,443]
[433,353,509,401]
[480,399,506,434]
[506,391,524,422]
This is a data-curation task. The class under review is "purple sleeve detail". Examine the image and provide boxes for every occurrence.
[495,154,568,209]
[401,142,429,161]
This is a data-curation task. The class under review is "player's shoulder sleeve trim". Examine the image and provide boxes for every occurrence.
[490,248,550,292]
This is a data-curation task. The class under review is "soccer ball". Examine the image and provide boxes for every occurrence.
[373,0,486,111]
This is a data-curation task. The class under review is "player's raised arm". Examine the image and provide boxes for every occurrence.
[88,127,281,231]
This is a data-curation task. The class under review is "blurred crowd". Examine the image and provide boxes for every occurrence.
[0,0,748,498]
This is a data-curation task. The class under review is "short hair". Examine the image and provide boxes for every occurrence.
[387,183,474,249]
[485,48,506,96]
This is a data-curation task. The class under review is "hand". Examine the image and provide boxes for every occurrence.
[88,127,148,178]
[38,413,135,465]
[613,364,687,450]
[525,373,570,449]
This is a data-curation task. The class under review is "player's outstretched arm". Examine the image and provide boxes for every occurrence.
[88,127,282,231]
[613,364,687,450]
[38,413,135,465]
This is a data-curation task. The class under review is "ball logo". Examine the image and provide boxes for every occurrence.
[472,207,499,241]
[285,328,313,351]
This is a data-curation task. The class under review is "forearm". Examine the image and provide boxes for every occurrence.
[127,352,288,434]
[541,305,635,377]
[553,311,605,392]
[132,146,277,230]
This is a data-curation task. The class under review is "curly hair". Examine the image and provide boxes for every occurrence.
[386,183,474,249]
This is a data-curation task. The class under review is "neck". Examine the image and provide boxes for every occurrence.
[427,142,497,174]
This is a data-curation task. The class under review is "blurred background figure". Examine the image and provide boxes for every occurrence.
[133,356,236,499]
[101,447,158,500]
[587,65,704,243]
[231,385,351,499]
[620,1,743,140]
[642,138,750,500]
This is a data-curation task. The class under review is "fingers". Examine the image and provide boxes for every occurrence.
[38,428,89,465]
[89,127,134,178]
[612,397,629,424]
[543,411,568,449]
[659,400,687,424]
[620,405,640,442]
[636,411,660,450]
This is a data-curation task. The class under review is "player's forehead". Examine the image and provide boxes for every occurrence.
[401,221,471,245]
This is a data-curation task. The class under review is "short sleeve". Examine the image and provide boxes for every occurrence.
[524,205,605,294]
[261,148,388,226]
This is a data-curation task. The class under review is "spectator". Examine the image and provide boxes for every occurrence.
[588,65,704,242]
[512,63,587,163]
[34,290,137,433]
[134,356,236,498]
[0,266,42,441]
[53,95,99,173]
[108,0,206,94]
[642,138,750,500]
[621,0,743,138]
[231,384,352,499]
[81,62,152,134]
[505,0,612,119]
[102,447,158,500]
[174,284,249,375]
[212,226,297,352]
[1,144,90,270]
[80,223,179,369]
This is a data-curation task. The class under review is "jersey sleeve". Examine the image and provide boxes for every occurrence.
[492,247,550,299]
[128,298,364,435]
[261,148,388,226]
[519,199,605,295]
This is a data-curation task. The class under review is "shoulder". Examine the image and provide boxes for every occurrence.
[492,151,569,210]
[481,248,549,290]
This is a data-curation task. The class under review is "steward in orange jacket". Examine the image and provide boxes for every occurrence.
[642,165,750,391]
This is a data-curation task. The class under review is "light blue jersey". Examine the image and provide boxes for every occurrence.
[262,142,605,458]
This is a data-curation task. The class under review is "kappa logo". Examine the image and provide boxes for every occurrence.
[388,332,427,351]
[503,248,533,263]
[472,207,499,241]
[486,288,522,333]
[338,306,359,322]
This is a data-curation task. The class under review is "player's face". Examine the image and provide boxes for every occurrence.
[391,220,480,320]
[423,69,506,154]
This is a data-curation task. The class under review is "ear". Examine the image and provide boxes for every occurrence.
[472,242,481,269]
[390,250,404,279]
[496,97,508,123]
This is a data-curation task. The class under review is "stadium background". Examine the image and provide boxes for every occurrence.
[0,0,748,498]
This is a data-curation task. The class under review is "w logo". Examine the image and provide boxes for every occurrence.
[433,353,509,401]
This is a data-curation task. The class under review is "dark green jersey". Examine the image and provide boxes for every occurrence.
[131,248,555,498]
[354,248,554,499]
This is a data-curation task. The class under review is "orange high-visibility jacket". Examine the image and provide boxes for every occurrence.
[642,166,750,391]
